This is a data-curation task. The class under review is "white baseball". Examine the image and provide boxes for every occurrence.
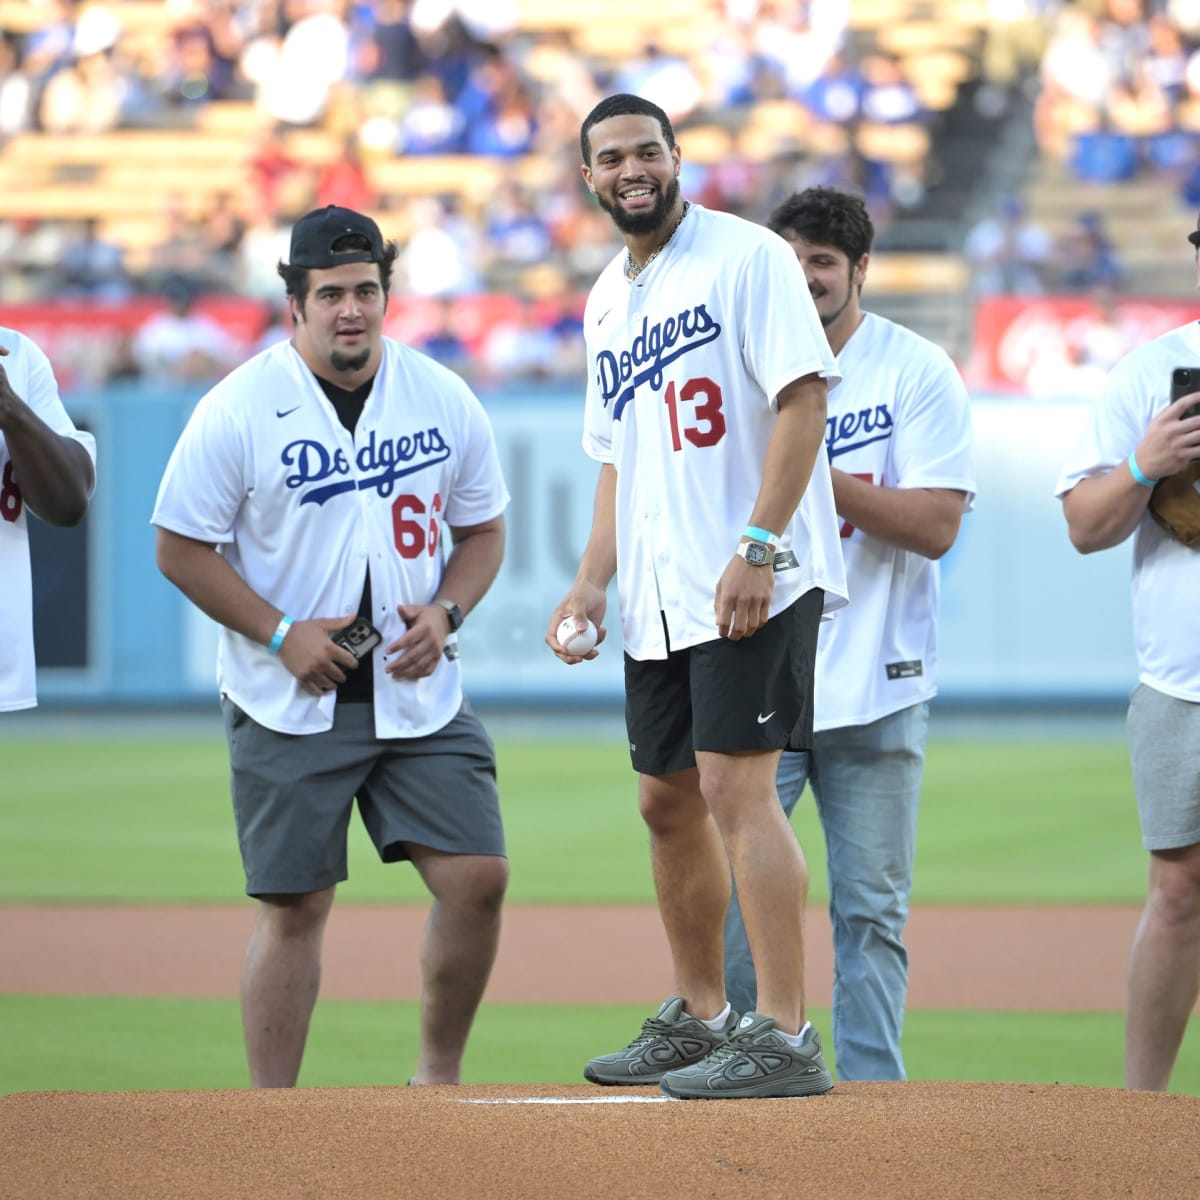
[557,617,598,656]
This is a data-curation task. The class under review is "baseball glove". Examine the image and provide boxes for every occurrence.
[1149,460,1200,547]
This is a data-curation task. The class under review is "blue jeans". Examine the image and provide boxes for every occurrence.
[722,702,928,1081]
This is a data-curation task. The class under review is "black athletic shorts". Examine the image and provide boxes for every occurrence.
[623,588,823,777]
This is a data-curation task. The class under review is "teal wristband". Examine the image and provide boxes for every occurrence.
[1127,451,1158,488]
[268,615,293,655]
[743,524,780,544]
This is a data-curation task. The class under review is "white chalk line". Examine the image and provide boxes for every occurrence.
[453,1095,677,1105]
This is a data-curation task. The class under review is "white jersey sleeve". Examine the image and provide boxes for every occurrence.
[735,231,843,407]
[1055,321,1200,700]
[151,386,249,545]
[580,250,628,466]
[1055,350,1158,494]
[814,313,975,729]
[441,379,512,529]
[0,328,97,711]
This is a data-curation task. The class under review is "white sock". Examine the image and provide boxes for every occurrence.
[687,1002,731,1031]
[777,1020,812,1048]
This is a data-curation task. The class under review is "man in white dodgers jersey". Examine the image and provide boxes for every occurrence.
[1057,213,1200,1093]
[546,94,848,1100]
[722,188,975,1082]
[152,206,510,1088]
[0,330,96,712]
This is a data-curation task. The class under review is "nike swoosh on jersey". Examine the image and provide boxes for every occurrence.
[276,405,301,418]
[597,308,612,325]
[756,711,775,724]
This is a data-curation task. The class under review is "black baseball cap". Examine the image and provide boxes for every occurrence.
[1189,212,1200,248]
[287,205,385,268]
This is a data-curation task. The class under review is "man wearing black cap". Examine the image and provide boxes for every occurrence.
[151,205,511,1088]
[1056,212,1200,1092]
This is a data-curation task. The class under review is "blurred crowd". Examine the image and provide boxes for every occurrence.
[0,0,961,386]
[963,196,1126,296]
[0,0,1195,390]
[1033,0,1200,202]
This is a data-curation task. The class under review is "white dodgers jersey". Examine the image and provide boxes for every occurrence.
[0,330,97,711]
[582,204,847,660]
[152,337,510,736]
[816,312,975,730]
[1056,320,1200,701]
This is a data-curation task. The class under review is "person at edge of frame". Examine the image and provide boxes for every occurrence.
[1056,211,1200,1093]
[0,328,96,713]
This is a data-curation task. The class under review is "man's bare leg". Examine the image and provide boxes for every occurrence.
[409,849,508,1084]
[1126,843,1200,1090]
[639,768,731,1019]
[699,748,809,1035]
[241,886,336,1087]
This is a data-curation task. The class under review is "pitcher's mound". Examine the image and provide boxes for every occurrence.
[4,1080,1197,1199]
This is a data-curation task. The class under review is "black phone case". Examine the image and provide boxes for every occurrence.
[331,618,382,660]
[1171,367,1200,419]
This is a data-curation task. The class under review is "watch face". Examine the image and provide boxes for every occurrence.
[742,542,770,566]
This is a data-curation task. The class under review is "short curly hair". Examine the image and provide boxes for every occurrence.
[580,93,676,165]
[767,187,874,264]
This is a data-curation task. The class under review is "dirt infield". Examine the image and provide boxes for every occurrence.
[4,1081,1199,1199]
[0,901,1151,1009]
[8,901,1200,1199]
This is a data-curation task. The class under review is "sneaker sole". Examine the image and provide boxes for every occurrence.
[659,1070,835,1100]
[583,1065,666,1086]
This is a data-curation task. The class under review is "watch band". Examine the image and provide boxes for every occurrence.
[736,540,774,567]
[435,598,463,632]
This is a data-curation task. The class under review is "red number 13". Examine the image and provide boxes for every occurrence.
[664,376,726,451]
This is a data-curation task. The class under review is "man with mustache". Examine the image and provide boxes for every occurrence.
[723,186,975,1082]
[548,96,848,1099]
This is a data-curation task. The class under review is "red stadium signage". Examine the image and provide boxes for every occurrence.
[0,293,551,391]
[968,296,1200,394]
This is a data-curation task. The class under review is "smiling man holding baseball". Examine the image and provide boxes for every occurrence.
[547,94,847,1100]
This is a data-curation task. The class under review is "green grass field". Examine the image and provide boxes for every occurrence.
[1,997,1172,1093]
[0,731,1146,904]
[3,725,1193,1096]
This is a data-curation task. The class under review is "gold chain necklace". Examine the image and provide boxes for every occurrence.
[625,202,691,281]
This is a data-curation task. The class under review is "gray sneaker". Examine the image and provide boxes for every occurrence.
[659,1012,835,1099]
[583,997,738,1086]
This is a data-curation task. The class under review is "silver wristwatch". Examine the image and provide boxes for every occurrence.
[736,539,775,567]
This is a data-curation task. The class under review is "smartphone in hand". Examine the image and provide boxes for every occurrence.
[330,617,382,660]
[1171,366,1200,419]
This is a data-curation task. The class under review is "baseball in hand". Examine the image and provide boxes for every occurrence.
[557,617,598,656]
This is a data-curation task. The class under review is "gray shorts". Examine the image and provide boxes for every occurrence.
[1127,683,1200,851]
[222,698,505,896]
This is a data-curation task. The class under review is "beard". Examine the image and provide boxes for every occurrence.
[331,347,372,374]
[596,174,681,235]
[813,268,857,328]
[814,290,853,329]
